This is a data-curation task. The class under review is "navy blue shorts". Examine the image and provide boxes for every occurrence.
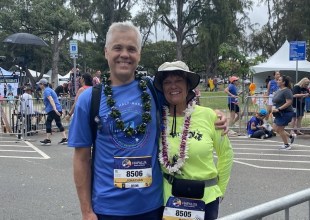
[228,103,239,113]
[274,111,294,126]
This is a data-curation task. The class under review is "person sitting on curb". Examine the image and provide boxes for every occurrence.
[247,109,273,139]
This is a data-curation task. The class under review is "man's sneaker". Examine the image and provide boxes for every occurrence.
[279,144,291,150]
[289,134,296,144]
[40,139,51,145]
[59,138,68,145]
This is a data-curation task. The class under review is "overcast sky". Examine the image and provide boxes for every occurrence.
[77,3,269,42]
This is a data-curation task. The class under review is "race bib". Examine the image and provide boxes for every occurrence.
[114,156,152,188]
[163,196,205,220]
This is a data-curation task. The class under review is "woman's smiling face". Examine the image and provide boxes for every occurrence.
[162,74,188,107]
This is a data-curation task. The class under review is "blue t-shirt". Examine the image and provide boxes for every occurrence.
[227,84,238,104]
[43,87,62,113]
[247,116,263,135]
[268,79,279,95]
[68,80,163,216]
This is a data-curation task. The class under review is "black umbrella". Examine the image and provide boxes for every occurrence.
[3,33,48,46]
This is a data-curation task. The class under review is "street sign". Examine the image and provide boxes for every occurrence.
[69,40,78,56]
[289,41,306,61]
[70,54,78,59]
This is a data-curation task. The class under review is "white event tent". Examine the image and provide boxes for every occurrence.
[251,40,310,88]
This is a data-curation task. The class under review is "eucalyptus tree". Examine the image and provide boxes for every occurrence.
[147,0,206,60]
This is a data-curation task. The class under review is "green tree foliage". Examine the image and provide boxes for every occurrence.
[193,0,252,75]
[249,0,310,59]
[140,40,176,75]
[0,0,89,86]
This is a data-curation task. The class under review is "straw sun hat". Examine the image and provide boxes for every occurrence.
[154,61,200,102]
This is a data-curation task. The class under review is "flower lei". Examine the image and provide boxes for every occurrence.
[102,72,152,137]
[159,101,196,174]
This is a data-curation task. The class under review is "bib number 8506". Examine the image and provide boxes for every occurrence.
[126,170,143,177]
[175,210,191,217]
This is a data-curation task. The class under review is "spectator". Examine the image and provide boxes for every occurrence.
[291,77,310,135]
[265,75,271,88]
[20,86,34,135]
[213,76,218,91]
[36,78,68,145]
[92,70,101,86]
[66,73,93,120]
[247,109,273,139]
[55,83,69,97]
[208,77,214,91]
[266,71,281,121]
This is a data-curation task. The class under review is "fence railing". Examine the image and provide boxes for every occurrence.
[218,188,310,220]
[199,95,310,133]
[0,97,73,136]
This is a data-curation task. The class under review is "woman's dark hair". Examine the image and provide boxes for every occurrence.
[280,75,292,89]
[81,73,93,86]
[160,71,190,90]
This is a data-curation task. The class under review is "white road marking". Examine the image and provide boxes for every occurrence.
[233,160,310,171]
[235,152,310,157]
[0,139,50,159]
[230,136,310,171]
[24,141,50,159]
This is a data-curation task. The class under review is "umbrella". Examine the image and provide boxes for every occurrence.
[3,33,48,46]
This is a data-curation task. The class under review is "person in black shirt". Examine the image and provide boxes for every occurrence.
[291,77,310,135]
[55,83,69,97]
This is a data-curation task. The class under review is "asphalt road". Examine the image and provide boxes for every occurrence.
[0,132,309,220]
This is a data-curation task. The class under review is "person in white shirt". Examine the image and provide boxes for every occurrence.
[20,86,34,135]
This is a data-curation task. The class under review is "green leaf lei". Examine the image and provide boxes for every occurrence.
[102,72,152,137]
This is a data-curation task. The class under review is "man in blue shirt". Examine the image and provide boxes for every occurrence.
[68,21,164,220]
[37,78,67,145]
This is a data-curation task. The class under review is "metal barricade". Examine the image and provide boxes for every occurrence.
[218,188,310,220]
[199,94,310,134]
[0,96,73,137]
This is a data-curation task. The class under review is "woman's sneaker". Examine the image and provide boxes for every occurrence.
[279,144,291,150]
[40,139,51,145]
[59,138,68,145]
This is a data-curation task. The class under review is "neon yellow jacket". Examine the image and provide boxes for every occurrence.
[160,105,234,204]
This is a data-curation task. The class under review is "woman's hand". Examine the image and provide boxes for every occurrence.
[214,110,228,135]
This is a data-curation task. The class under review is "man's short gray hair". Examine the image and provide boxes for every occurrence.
[105,21,142,52]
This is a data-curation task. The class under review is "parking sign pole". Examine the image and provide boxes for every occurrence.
[69,40,78,96]
[73,57,77,95]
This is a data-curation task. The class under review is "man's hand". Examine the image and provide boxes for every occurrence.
[214,110,228,135]
[82,212,98,220]
[65,114,71,121]
[54,109,61,116]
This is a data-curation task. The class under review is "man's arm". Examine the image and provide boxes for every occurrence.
[73,147,97,220]
[265,81,271,96]
[47,96,61,116]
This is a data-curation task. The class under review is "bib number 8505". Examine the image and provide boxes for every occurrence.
[175,210,191,217]
[126,170,143,177]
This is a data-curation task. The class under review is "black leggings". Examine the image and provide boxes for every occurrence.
[46,110,64,133]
